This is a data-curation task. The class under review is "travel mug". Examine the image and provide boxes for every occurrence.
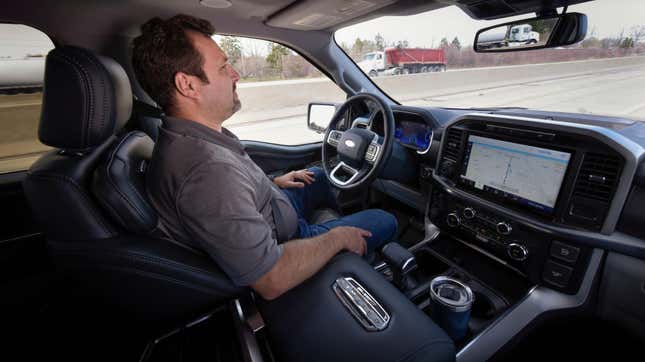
[428,276,474,341]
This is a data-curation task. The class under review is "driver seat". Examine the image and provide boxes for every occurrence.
[23,46,244,331]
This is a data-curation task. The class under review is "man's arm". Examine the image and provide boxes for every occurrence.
[177,162,368,298]
[252,226,370,300]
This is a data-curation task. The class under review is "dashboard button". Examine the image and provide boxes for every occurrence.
[543,260,573,288]
[463,207,476,219]
[496,222,512,235]
[446,213,460,227]
[507,243,529,261]
[550,241,580,264]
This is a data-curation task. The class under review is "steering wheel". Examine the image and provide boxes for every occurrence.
[322,93,395,190]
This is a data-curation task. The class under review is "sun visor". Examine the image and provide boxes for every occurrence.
[266,0,397,30]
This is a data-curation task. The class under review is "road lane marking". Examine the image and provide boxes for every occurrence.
[0,101,41,109]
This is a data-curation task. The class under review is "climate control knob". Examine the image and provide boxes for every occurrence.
[463,207,476,219]
[446,213,460,227]
[507,243,529,261]
[496,222,512,235]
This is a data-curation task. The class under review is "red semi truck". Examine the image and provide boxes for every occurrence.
[358,47,446,76]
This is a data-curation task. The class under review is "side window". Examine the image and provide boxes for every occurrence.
[0,24,54,173]
[215,35,346,145]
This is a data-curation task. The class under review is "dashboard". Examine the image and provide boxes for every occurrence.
[435,117,628,230]
[367,105,645,335]
[367,106,645,271]
[425,113,642,293]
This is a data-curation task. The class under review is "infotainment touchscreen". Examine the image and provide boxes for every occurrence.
[460,135,571,213]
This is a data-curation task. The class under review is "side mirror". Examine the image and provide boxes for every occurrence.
[474,12,587,53]
[307,103,338,134]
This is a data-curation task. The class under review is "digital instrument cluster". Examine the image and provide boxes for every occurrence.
[395,120,432,151]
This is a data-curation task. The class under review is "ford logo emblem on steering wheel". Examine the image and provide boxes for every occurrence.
[344,139,356,148]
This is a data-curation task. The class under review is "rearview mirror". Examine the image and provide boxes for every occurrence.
[307,103,338,133]
[475,13,587,52]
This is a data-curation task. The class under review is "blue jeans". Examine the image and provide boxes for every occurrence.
[281,167,397,254]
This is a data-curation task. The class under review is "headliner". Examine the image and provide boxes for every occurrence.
[3,0,592,46]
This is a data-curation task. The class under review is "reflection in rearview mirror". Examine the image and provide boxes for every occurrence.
[476,17,559,52]
[307,103,337,133]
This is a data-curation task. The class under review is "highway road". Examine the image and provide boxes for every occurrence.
[1,55,645,171]
[227,55,645,144]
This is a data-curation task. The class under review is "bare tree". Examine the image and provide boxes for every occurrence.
[630,25,645,44]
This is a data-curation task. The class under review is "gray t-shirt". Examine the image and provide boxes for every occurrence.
[146,116,298,286]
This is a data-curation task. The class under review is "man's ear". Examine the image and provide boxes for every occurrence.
[174,72,200,100]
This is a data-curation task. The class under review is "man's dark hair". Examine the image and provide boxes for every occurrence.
[132,14,215,113]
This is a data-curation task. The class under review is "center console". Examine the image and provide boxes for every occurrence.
[386,112,643,361]
[428,114,629,294]
[368,112,640,360]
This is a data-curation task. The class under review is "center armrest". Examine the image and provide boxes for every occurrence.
[258,252,455,362]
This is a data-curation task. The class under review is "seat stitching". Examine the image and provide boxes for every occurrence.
[82,51,110,144]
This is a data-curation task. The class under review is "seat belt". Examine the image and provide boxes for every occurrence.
[270,197,289,243]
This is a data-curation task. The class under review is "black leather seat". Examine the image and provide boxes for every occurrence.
[23,46,243,331]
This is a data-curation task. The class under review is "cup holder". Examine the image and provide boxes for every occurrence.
[471,291,496,319]
[412,248,451,282]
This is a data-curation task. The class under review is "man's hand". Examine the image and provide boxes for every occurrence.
[327,226,371,256]
[273,169,315,189]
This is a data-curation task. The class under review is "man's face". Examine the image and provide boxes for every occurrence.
[189,32,241,122]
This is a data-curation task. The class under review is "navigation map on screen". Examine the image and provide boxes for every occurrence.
[461,135,571,212]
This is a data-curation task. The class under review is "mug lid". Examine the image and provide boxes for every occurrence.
[429,276,474,311]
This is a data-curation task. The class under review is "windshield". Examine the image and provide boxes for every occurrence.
[335,0,645,120]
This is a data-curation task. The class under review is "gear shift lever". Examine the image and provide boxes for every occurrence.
[380,242,417,291]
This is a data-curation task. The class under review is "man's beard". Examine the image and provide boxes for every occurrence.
[231,86,241,114]
[232,97,242,113]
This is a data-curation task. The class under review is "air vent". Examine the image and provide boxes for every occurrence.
[573,152,622,202]
[443,128,464,161]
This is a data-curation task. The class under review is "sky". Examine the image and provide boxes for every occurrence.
[0,24,54,59]
[334,0,645,48]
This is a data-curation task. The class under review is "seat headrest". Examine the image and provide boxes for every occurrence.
[93,131,158,234]
[39,46,132,150]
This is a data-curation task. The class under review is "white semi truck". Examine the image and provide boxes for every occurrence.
[477,23,540,50]
[508,23,540,45]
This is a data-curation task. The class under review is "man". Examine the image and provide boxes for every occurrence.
[132,14,397,300]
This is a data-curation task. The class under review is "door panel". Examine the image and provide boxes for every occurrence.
[243,141,322,174]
